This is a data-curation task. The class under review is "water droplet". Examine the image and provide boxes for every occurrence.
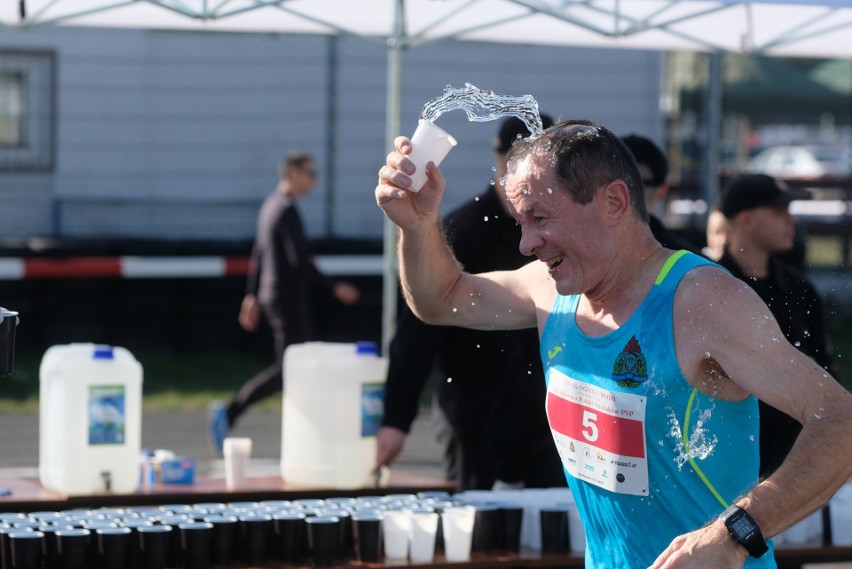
[483,216,489,222]
[446,377,453,383]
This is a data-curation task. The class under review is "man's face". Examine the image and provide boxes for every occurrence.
[745,205,796,253]
[504,152,603,296]
[705,210,728,260]
[290,161,317,196]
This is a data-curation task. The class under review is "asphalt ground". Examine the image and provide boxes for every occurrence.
[0,407,445,482]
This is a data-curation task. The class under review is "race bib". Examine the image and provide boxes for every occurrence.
[547,369,649,495]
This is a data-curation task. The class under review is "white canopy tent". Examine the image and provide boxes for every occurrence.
[6,1,852,57]
[4,0,851,349]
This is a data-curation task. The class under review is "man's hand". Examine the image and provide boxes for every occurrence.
[333,282,360,305]
[374,426,407,474]
[238,294,261,332]
[375,136,446,231]
[647,520,748,569]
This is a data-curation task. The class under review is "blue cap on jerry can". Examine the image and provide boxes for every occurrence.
[92,345,114,360]
[355,341,379,356]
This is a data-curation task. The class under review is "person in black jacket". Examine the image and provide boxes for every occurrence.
[621,134,700,253]
[717,173,838,478]
[208,151,359,453]
[374,116,567,490]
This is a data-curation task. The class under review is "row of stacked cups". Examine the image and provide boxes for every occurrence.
[0,487,587,569]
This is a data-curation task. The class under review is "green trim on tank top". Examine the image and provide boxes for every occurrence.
[655,249,731,509]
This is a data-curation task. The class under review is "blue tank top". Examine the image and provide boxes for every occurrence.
[540,250,775,569]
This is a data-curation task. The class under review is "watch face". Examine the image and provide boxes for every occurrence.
[729,514,755,539]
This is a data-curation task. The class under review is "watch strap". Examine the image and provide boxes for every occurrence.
[721,505,769,558]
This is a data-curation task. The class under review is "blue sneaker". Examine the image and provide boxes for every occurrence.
[208,401,229,455]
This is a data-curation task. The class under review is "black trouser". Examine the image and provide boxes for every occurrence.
[226,300,311,427]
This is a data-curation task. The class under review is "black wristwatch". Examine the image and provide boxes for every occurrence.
[721,505,769,558]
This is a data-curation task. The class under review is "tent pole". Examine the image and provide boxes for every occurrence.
[382,0,405,355]
[702,51,723,216]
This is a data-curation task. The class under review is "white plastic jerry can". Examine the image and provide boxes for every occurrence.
[281,341,388,489]
[39,343,143,495]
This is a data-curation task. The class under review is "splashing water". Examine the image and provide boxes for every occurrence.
[666,406,718,469]
[420,83,543,136]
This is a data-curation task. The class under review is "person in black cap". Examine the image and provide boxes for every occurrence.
[717,173,837,478]
[621,134,700,253]
[374,115,567,490]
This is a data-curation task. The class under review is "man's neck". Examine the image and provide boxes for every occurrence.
[727,241,770,279]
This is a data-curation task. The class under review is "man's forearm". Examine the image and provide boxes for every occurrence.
[738,404,852,538]
[397,219,464,325]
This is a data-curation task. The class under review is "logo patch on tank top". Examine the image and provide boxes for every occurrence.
[611,335,648,388]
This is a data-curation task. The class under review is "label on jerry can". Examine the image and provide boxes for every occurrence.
[361,382,385,437]
[88,384,127,445]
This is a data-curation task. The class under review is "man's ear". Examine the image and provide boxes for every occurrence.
[603,179,631,224]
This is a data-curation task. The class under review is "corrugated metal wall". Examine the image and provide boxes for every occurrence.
[0,26,663,241]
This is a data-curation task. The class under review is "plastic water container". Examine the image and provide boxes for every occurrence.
[281,341,387,488]
[39,343,143,495]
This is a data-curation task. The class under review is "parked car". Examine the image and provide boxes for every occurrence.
[746,145,824,180]
[746,145,852,180]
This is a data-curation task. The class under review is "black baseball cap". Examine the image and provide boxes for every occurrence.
[495,113,555,154]
[621,134,668,187]
[720,174,811,219]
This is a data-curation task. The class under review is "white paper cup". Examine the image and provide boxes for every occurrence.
[223,437,252,490]
[567,503,586,554]
[409,511,439,563]
[408,119,458,192]
[381,509,411,559]
[441,506,475,562]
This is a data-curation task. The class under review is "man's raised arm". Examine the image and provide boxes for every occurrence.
[376,135,539,331]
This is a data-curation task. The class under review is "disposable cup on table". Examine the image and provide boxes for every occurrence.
[407,119,458,192]
[136,525,172,569]
[271,512,306,564]
[567,503,586,554]
[539,506,570,554]
[499,503,524,553]
[237,514,272,566]
[8,530,44,569]
[202,515,238,567]
[54,528,91,569]
[95,527,132,569]
[223,437,252,490]
[0,309,19,377]
[37,524,72,569]
[441,506,476,562]
[178,521,213,569]
[351,512,383,563]
[409,511,439,563]
[381,509,411,560]
[306,516,340,568]
[472,504,500,552]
